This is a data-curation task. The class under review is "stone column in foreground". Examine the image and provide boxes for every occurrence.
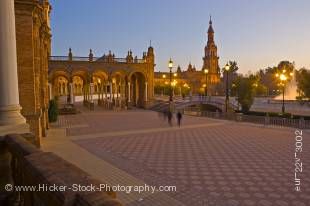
[0,0,28,135]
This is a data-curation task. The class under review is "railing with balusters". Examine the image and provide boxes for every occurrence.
[183,107,310,129]
[49,56,146,63]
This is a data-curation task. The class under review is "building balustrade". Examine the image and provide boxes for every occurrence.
[49,56,146,64]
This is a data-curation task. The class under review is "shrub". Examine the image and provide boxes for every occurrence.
[235,77,255,112]
[48,99,58,122]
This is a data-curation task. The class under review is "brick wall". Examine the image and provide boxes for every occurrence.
[15,0,51,147]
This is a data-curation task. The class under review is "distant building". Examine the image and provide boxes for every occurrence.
[48,47,155,108]
[155,63,205,95]
[154,16,221,95]
[202,16,221,95]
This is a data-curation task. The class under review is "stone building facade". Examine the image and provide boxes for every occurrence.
[48,47,155,108]
[202,16,221,95]
[155,63,205,95]
[15,0,51,146]
[154,17,221,96]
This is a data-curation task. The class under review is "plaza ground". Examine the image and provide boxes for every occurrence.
[42,105,310,206]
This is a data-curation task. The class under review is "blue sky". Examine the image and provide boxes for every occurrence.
[50,0,310,73]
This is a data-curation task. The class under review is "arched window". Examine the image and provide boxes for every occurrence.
[58,83,61,94]
[62,83,65,95]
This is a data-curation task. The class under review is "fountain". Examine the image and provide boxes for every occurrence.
[252,71,310,115]
[274,71,298,101]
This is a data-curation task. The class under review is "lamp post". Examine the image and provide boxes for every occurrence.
[276,70,293,114]
[275,71,291,114]
[168,58,173,102]
[162,74,166,96]
[225,63,230,112]
[204,69,209,96]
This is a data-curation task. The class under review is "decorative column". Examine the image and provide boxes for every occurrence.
[109,82,113,102]
[68,76,74,104]
[90,83,94,103]
[83,84,86,102]
[105,82,108,99]
[128,82,131,102]
[0,0,28,133]
[114,82,117,100]
[145,82,148,101]
[48,83,53,100]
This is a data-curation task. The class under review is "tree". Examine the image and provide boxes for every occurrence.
[277,61,294,74]
[48,99,59,122]
[221,61,239,95]
[228,61,239,73]
[257,67,278,95]
[221,60,239,73]
[257,61,295,96]
[296,68,310,99]
[234,76,256,112]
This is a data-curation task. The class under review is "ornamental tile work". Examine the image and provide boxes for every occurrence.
[56,110,310,205]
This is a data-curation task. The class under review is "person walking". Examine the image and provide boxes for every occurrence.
[177,111,182,127]
[167,111,173,126]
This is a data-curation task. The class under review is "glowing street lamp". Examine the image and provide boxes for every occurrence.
[280,74,287,81]
[204,69,209,96]
[224,63,230,112]
[275,71,288,113]
[168,58,173,102]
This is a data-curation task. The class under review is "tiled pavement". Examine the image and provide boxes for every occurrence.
[44,107,310,206]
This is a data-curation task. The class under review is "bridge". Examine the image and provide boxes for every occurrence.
[151,95,239,112]
[152,95,310,116]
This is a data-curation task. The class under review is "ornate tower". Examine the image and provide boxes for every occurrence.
[202,16,220,95]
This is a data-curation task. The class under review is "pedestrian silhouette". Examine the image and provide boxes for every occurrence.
[167,111,173,126]
[177,111,182,127]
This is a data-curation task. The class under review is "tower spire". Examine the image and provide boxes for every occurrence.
[208,15,214,34]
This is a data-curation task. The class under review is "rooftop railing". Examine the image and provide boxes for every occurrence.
[49,56,146,63]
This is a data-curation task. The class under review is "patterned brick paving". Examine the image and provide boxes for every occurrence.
[63,110,309,205]
[66,110,212,136]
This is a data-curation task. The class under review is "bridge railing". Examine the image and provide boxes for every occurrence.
[183,107,310,129]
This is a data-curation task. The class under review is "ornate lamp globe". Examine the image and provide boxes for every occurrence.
[280,74,287,81]
[225,63,230,71]
[168,58,173,69]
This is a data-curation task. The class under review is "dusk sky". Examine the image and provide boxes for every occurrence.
[50,0,310,74]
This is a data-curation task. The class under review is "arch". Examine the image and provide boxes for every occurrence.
[49,69,70,82]
[128,69,147,80]
[130,71,146,108]
[52,75,69,100]
[72,75,84,95]
[72,69,88,83]
[111,68,127,77]
[92,69,109,81]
